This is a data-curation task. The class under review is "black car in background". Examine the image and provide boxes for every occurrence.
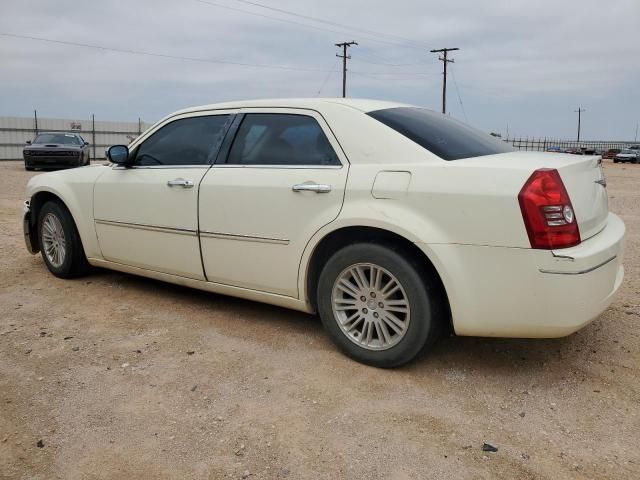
[23,132,90,171]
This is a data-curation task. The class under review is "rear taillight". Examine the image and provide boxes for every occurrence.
[518,168,581,249]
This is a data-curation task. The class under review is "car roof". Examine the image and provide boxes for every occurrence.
[36,132,81,136]
[172,98,413,116]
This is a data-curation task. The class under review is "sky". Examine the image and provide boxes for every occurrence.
[1,0,638,140]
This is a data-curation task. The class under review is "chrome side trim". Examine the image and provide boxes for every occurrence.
[95,219,197,236]
[539,256,616,275]
[212,164,342,170]
[199,230,289,245]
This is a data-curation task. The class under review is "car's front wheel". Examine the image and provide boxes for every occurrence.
[317,243,443,368]
[37,201,90,278]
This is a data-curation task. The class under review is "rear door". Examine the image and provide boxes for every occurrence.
[198,109,349,297]
[94,111,233,279]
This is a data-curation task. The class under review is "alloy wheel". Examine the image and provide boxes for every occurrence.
[41,213,67,268]
[331,263,411,351]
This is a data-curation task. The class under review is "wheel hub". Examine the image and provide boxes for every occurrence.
[331,263,411,351]
[41,212,66,268]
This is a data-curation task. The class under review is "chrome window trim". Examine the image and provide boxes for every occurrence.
[111,165,210,170]
[199,230,289,245]
[95,219,197,236]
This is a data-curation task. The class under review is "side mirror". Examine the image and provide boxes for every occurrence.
[25,140,32,145]
[107,145,130,165]
[84,141,90,146]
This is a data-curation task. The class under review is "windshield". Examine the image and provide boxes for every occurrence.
[367,107,513,160]
[34,133,81,145]
[620,149,634,154]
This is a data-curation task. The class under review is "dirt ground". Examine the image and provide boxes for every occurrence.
[0,159,638,480]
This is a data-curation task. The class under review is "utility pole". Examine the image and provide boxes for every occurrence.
[575,107,585,143]
[335,41,358,98]
[430,47,459,114]
[635,122,638,142]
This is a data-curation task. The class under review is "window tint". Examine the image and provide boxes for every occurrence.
[368,107,513,161]
[134,115,230,166]
[227,114,340,166]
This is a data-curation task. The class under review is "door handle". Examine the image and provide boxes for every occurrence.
[167,178,194,188]
[292,183,331,193]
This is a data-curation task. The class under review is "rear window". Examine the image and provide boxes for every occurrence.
[367,107,513,160]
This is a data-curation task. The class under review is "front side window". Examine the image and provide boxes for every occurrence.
[368,107,513,161]
[226,114,340,166]
[134,115,230,166]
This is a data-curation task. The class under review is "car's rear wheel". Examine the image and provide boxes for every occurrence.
[317,243,443,368]
[37,201,90,278]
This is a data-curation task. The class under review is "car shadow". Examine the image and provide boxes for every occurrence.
[83,267,606,377]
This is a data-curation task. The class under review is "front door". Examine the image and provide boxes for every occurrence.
[199,109,349,297]
[94,112,232,279]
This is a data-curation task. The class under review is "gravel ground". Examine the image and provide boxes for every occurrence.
[0,160,638,480]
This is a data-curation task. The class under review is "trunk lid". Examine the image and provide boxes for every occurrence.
[557,155,608,241]
[456,151,609,243]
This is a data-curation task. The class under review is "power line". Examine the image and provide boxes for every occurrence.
[350,71,431,82]
[430,47,459,114]
[448,64,468,123]
[315,58,339,96]
[0,31,424,81]
[0,32,332,73]
[230,0,430,49]
[194,0,427,51]
[336,41,358,98]
[356,46,427,67]
[350,56,425,67]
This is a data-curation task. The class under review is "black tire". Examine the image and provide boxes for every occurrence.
[25,166,35,171]
[37,201,90,278]
[85,151,90,165]
[316,243,443,368]
[613,160,618,164]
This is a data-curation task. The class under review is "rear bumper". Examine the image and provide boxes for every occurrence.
[418,213,625,338]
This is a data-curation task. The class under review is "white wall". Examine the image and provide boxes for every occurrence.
[0,115,154,160]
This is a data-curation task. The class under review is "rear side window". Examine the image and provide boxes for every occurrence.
[134,115,230,166]
[226,114,340,166]
[368,107,513,160]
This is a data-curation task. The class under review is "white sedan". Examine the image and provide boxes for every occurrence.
[23,99,625,367]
